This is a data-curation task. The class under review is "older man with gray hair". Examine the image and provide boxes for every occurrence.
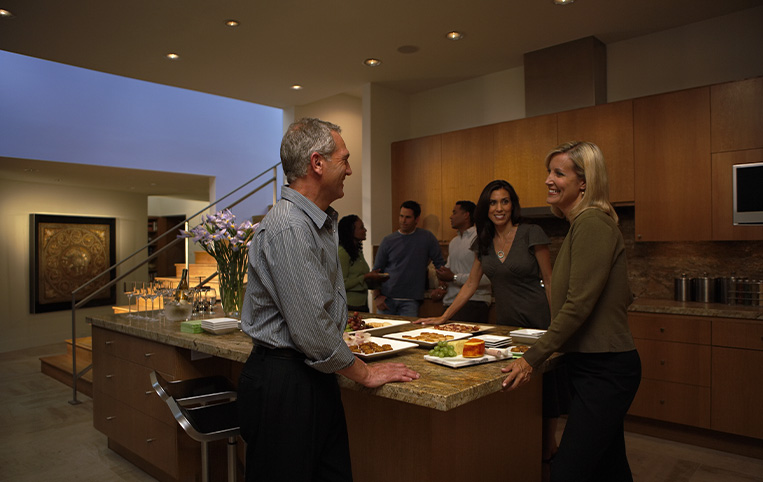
[238,117,419,482]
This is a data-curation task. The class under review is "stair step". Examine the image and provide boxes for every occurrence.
[40,353,93,398]
[65,337,92,357]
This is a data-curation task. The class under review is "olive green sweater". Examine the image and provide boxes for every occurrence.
[523,208,636,369]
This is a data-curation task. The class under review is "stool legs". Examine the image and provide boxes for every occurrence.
[227,436,238,482]
[201,441,210,482]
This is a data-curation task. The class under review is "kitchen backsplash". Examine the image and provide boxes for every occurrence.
[529,206,763,301]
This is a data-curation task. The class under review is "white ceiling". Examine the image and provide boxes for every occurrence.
[1,0,761,199]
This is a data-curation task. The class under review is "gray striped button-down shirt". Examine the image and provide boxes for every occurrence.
[241,186,355,373]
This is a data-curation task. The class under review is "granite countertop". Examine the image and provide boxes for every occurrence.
[629,298,763,321]
[86,313,533,412]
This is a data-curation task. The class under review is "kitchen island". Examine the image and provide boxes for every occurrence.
[87,313,547,481]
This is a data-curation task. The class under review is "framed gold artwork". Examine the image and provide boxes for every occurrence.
[30,214,116,313]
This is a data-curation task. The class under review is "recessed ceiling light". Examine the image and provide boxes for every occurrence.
[165,53,180,60]
[0,9,14,18]
[225,19,240,27]
[291,85,303,90]
[446,31,464,41]
[553,0,574,4]
[363,58,381,67]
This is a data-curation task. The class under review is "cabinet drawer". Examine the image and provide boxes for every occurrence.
[93,326,177,373]
[629,313,711,344]
[634,338,711,386]
[94,391,180,477]
[628,378,710,428]
[712,319,763,350]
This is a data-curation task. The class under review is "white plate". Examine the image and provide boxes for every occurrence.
[507,345,531,357]
[430,323,496,335]
[472,334,512,346]
[348,336,417,359]
[346,318,411,335]
[384,328,472,347]
[509,328,546,337]
[423,354,499,368]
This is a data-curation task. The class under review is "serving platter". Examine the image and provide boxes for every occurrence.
[384,328,472,347]
[423,353,500,368]
[429,323,496,335]
[349,336,418,359]
[346,318,412,336]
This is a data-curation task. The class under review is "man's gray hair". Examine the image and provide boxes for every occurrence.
[280,118,342,184]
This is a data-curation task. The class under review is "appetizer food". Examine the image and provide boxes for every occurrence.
[428,341,457,358]
[462,339,486,358]
[434,323,480,333]
[510,345,530,353]
[345,311,366,332]
[402,332,455,343]
[349,341,393,354]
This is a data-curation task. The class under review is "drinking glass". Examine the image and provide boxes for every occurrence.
[123,281,137,318]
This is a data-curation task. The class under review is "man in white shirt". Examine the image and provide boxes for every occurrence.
[434,201,492,323]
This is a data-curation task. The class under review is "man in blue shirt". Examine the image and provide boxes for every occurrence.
[238,118,419,482]
[372,200,446,317]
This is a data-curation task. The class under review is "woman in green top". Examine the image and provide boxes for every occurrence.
[338,215,387,312]
[501,142,641,482]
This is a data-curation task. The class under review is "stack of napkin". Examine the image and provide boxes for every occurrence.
[180,320,203,334]
[201,317,239,334]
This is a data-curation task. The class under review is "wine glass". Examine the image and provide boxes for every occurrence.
[123,281,137,318]
[146,281,161,320]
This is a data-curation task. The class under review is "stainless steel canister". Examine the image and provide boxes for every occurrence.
[674,274,691,301]
[692,276,714,303]
[714,277,731,304]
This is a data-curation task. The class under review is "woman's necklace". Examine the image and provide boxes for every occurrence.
[496,225,517,259]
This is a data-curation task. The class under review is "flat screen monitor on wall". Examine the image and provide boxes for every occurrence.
[733,162,763,225]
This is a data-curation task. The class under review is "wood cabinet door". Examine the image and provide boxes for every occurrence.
[711,346,763,439]
[711,149,763,240]
[634,87,712,241]
[391,135,443,240]
[628,378,710,428]
[557,100,634,204]
[711,76,763,153]
[494,114,558,208]
[634,338,711,386]
[440,124,496,227]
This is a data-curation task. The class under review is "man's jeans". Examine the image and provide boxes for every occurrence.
[378,298,420,317]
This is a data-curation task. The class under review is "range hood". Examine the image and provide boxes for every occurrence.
[524,36,607,117]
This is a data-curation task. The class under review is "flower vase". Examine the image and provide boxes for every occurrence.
[218,263,245,319]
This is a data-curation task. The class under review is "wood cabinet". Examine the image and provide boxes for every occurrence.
[628,313,711,428]
[92,326,234,481]
[440,125,496,225]
[711,318,763,439]
[633,87,712,241]
[711,77,763,153]
[557,100,634,204]
[628,312,763,441]
[494,114,558,208]
[711,149,763,240]
[391,135,443,239]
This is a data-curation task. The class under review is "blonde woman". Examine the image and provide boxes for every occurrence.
[502,141,641,482]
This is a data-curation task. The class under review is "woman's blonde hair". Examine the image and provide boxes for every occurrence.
[544,141,618,224]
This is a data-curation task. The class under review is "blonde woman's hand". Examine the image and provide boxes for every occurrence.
[415,316,447,325]
[501,356,533,391]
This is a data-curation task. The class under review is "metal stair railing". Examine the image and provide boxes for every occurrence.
[67,163,280,405]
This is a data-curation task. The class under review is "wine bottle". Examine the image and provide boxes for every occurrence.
[175,268,189,301]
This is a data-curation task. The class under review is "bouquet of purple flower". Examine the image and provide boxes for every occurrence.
[180,209,256,317]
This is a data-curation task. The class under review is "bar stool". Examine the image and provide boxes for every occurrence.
[150,371,240,482]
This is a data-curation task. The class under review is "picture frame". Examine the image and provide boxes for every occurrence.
[30,214,117,313]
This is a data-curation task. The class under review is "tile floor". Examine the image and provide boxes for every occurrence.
[2,343,762,481]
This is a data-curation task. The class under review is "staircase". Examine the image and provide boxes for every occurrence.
[156,251,220,292]
[40,337,93,398]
